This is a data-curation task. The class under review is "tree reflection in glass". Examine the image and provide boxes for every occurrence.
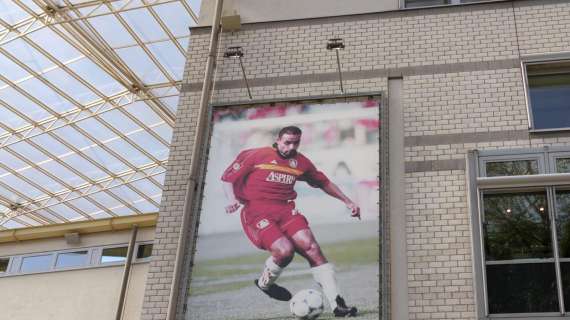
[486,160,539,177]
[556,158,570,173]
[556,190,570,257]
[483,192,552,261]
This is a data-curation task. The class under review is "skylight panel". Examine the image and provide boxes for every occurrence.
[30,135,72,158]
[115,46,168,84]
[60,153,108,181]
[80,145,130,175]
[98,109,141,134]
[2,40,56,74]
[123,101,164,127]
[104,138,152,167]
[18,168,66,194]
[50,203,84,221]
[0,174,44,199]
[120,8,169,43]
[0,1,31,25]
[27,28,83,63]
[147,41,186,80]
[0,54,31,83]
[39,160,87,188]
[0,105,30,130]
[18,78,76,115]
[9,142,50,163]
[0,87,51,122]
[66,58,126,97]
[0,150,28,171]
[42,68,99,105]
[127,130,169,161]
[150,123,173,143]
[87,14,137,48]
[130,178,162,198]
[67,197,105,217]
[154,2,194,37]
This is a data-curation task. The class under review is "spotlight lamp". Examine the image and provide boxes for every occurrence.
[326,38,345,50]
[224,46,252,99]
[224,46,244,58]
[326,38,346,93]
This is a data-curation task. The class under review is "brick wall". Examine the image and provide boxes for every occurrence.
[141,1,570,319]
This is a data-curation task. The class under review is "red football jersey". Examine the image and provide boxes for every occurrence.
[221,147,330,202]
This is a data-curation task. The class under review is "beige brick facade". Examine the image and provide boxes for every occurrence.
[142,1,570,319]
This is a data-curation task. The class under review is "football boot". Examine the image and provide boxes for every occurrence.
[254,279,292,301]
[333,296,358,317]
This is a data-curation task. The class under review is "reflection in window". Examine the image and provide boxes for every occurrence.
[527,62,570,130]
[55,251,88,268]
[556,158,570,173]
[483,192,551,260]
[0,258,9,272]
[101,247,128,263]
[137,244,153,259]
[487,263,558,313]
[485,160,539,177]
[21,254,52,273]
[556,190,570,257]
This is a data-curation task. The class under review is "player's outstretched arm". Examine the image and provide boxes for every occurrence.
[321,182,361,219]
[222,181,241,214]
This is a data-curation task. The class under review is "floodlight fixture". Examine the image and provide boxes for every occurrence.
[326,38,346,93]
[224,46,252,99]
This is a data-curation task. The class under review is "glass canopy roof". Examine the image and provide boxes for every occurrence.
[0,0,199,229]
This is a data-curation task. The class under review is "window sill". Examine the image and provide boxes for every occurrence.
[529,127,570,134]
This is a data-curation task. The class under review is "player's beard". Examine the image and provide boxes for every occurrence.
[279,149,297,158]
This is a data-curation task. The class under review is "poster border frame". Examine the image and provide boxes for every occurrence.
[178,91,388,320]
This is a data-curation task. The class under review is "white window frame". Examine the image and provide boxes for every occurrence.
[522,56,570,133]
[469,147,570,319]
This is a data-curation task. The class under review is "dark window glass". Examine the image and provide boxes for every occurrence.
[21,254,52,273]
[527,62,570,130]
[55,250,88,268]
[556,158,570,173]
[137,244,153,259]
[483,192,552,260]
[0,258,9,272]
[485,160,539,177]
[556,190,570,258]
[561,262,570,311]
[486,263,558,314]
[405,0,449,8]
[101,247,128,263]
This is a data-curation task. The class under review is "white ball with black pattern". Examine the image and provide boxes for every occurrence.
[289,289,324,320]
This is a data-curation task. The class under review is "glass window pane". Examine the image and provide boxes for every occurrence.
[556,190,570,258]
[101,246,128,263]
[483,192,552,260]
[486,263,558,314]
[405,0,449,8]
[137,244,153,259]
[560,262,570,311]
[21,254,52,273]
[556,158,570,173]
[485,160,539,177]
[528,67,570,130]
[55,250,88,268]
[0,258,9,272]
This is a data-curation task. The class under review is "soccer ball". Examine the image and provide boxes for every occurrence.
[289,289,324,320]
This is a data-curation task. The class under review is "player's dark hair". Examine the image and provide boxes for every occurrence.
[277,126,302,138]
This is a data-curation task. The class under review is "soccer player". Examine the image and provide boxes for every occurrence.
[221,125,360,317]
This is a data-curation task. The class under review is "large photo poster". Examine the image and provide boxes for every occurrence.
[187,98,380,320]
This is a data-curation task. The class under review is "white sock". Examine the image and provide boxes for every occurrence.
[311,263,340,310]
[258,256,283,289]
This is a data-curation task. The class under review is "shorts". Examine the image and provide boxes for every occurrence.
[240,200,309,250]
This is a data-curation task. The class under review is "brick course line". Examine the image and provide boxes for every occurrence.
[181,59,520,92]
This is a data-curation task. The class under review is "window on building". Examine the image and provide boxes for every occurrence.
[101,246,128,263]
[526,61,570,131]
[471,148,570,317]
[136,243,153,259]
[0,258,9,272]
[55,250,88,268]
[20,254,53,273]
[403,0,495,8]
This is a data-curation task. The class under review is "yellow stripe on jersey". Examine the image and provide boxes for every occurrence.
[254,164,303,176]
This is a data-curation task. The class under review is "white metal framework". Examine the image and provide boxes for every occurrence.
[0,0,199,229]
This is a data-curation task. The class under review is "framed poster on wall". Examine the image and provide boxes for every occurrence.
[185,95,381,320]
